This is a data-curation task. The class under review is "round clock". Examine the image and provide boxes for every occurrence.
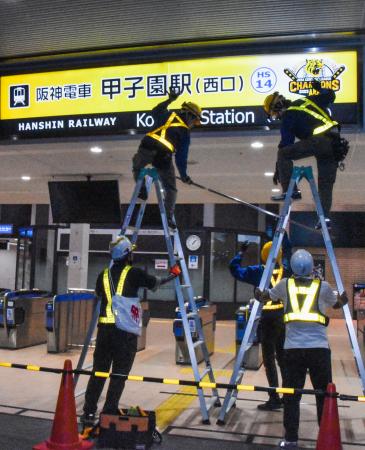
[186,234,201,251]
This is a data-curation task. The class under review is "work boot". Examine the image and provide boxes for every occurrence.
[167,217,177,230]
[80,412,96,428]
[257,397,283,411]
[271,190,302,201]
[315,218,331,230]
[278,439,298,448]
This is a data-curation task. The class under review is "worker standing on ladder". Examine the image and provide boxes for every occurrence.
[255,249,348,448]
[229,235,291,411]
[81,235,180,429]
[264,80,349,229]
[132,88,202,229]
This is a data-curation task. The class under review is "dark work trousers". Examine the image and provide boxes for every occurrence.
[276,135,338,216]
[260,315,286,400]
[283,348,332,442]
[83,325,137,415]
[132,145,177,220]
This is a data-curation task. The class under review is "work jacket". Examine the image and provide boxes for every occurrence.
[284,277,328,326]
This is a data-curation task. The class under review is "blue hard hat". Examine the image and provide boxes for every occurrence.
[290,249,314,276]
[109,235,132,260]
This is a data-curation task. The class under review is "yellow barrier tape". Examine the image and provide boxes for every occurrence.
[358,396,365,402]
[0,362,12,367]
[26,365,40,371]
[128,375,144,382]
[277,388,295,394]
[95,371,109,378]
[199,382,217,389]
[237,385,255,391]
[163,378,180,385]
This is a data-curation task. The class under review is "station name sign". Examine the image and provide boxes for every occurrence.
[0,50,358,139]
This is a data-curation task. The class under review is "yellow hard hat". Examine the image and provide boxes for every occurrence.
[263,92,280,115]
[181,101,202,119]
[261,241,282,264]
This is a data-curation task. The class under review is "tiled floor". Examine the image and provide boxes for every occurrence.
[0,318,364,449]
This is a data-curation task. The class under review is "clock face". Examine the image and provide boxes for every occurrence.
[186,234,201,251]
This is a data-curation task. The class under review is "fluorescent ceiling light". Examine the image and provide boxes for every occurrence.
[21,175,31,181]
[264,172,274,177]
[90,146,102,153]
[251,141,264,149]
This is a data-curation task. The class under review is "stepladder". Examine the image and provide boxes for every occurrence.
[217,165,365,424]
[75,167,220,423]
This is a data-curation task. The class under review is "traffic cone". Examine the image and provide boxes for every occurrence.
[33,359,94,449]
[316,383,342,450]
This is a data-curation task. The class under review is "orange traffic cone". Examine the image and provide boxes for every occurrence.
[316,383,342,450]
[33,359,94,449]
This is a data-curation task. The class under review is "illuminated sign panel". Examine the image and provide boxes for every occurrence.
[0,50,358,138]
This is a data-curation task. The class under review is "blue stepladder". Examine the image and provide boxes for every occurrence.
[217,165,365,425]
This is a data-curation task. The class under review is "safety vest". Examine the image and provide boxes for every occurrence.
[263,266,284,311]
[99,265,132,324]
[287,97,338,135]
[284,277,327,325]
[146,112,189,152]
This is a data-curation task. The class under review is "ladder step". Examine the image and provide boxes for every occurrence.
[187,312,198,319]
[127,226,138,232]
[180,284,191,289]
[199,367,211,380]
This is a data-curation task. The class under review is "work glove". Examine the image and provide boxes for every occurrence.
[311,78,322,93]
[169,264,182,277]
[333,290,349,309]
[181,175,193,184]
[168,87,181,101]
[239,240,250,255]
[254,287,270,303]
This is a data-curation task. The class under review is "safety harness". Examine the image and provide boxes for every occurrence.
[263,266,284,311]
[146,112,189,152]
[287,97,338,135]
[284,277,327,325]
[99,265,132,324]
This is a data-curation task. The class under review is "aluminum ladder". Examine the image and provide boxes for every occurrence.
[217,165,365,424]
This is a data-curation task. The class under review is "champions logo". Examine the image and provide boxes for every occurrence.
[284,59,346,95]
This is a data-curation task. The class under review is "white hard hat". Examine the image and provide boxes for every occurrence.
[290,249,314,276]
[109,235,132,260]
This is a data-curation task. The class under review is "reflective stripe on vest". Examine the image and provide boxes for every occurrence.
[287,98,338,135]
[99,265,132,324]
[263,266,284,310]
[146,112,189,152]
[284,278,326,325]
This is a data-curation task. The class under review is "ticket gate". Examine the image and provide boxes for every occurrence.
[0,289,52,349]
[236,305,263,370]
[173,297,216,364]
[45,291,97,353]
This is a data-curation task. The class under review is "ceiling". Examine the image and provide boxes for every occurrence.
[0,0,364,211]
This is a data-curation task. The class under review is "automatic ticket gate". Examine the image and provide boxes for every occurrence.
[236,305,263,370]
[45,291,97,353]
[173,297,216,364]
[0,289,52,349]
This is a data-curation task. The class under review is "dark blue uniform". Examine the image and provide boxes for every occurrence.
[276,89,339,216]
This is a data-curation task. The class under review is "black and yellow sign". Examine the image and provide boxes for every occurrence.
[0,50,358,138]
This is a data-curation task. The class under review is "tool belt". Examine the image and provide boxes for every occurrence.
[97,408,162,449]
[326,131,350,166]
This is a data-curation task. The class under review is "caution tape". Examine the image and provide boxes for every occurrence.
[0,360,364,402]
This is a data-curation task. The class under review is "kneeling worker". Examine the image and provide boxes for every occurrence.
[255,249,348,448]
[81,235,180,428]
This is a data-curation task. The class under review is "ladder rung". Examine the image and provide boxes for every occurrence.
[193,340,204,348]
[199,367,211,380]
[180,284,191,289]
[127,226,138,232]
[187,312,198,319]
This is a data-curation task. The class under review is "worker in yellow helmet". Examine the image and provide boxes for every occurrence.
[264,80,349,230]
[132,88,202,229]
[229,234,292,411]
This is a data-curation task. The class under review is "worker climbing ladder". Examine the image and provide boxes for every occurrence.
[217,165,365,424]
[75,168,220,424]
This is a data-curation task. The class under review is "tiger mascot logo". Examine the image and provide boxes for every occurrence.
[305,59,324,76]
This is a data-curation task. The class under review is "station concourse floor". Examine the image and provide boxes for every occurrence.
[0,319,364,449]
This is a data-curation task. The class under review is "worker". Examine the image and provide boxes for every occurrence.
[81,235,181,429]
[132,88,202,229]
[255,249,348,448]
[229,235,291,410]
[264,80,349,229]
